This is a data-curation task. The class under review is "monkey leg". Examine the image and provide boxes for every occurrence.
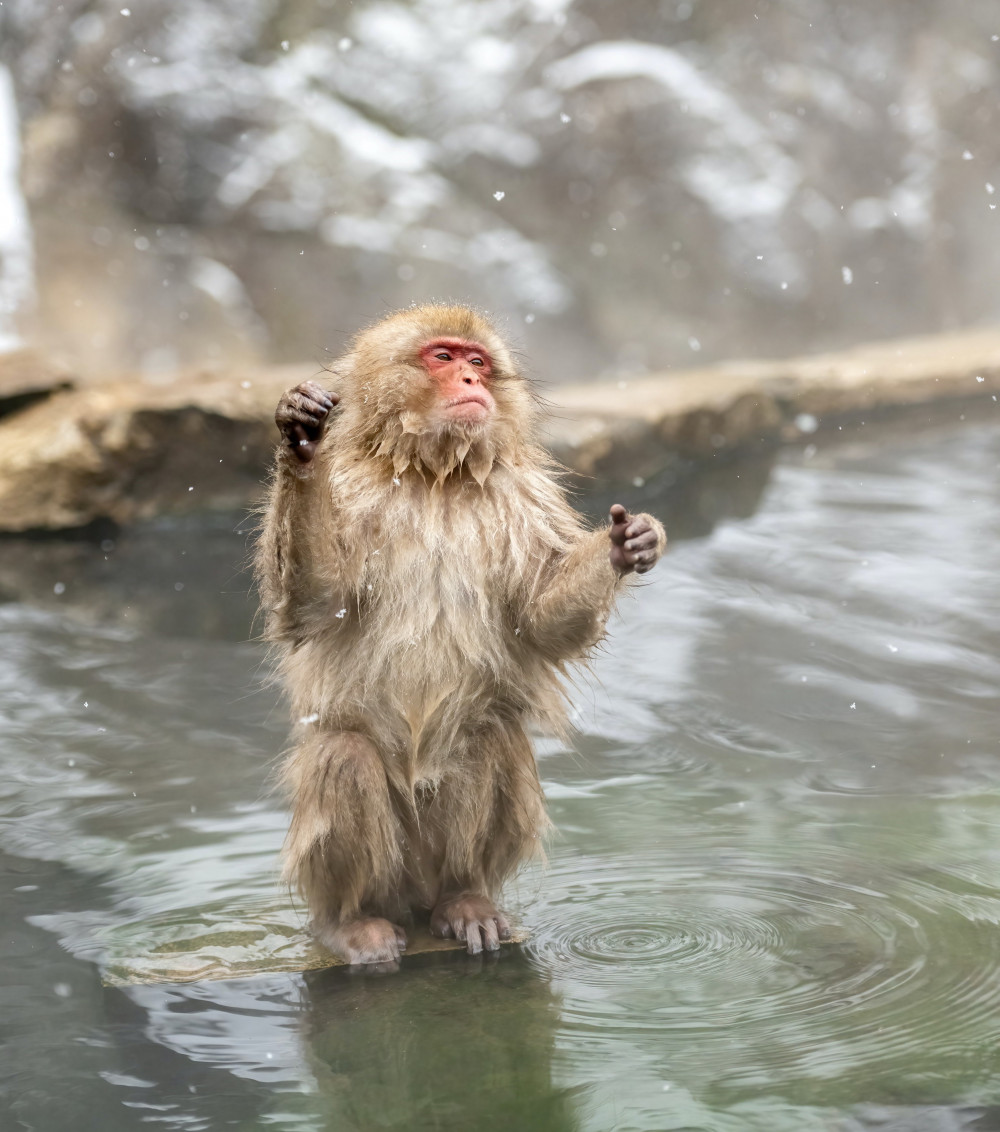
[281,730,409,966]
[424,722,550,953]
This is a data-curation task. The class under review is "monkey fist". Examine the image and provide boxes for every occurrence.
[608,503,665,575]
[275,380,339,463]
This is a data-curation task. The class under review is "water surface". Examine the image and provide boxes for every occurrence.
[2,419,1000,1131]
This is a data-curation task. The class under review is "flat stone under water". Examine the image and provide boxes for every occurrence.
[2,417,1000,1131]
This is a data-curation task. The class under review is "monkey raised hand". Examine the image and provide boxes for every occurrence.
[275,380,339,463]
[609,503,666,575]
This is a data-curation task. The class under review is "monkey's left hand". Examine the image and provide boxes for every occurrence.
[609,504,665,575]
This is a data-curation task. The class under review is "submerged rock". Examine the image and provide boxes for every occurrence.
[99,898,528,986]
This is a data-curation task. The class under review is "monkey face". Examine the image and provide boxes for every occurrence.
[418,337,497,425]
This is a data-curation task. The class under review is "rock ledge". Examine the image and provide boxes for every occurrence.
[0,329,998,532]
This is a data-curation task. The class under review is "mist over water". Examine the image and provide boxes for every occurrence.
[3,417,1000,1131]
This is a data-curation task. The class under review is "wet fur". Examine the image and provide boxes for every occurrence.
[256,305,663,950]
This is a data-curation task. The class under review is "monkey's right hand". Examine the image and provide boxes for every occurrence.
[275,380,339,463]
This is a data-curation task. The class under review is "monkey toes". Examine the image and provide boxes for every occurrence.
[431,894,511,954]
[316,916,407,967]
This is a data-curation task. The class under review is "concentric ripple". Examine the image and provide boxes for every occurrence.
[525,844,1000,1087]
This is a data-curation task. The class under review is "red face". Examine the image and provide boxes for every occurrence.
[419,338,495,424]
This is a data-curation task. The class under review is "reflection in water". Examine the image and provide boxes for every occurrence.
[0,512,258,640]
[579,445,776,541]
[3,419,1000,1130]
[302,954,575,1132]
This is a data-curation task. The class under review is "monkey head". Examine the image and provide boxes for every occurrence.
[335,305,538,483]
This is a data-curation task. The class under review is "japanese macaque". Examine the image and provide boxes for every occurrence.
[256,305,666,967]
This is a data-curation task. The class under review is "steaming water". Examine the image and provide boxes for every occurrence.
[3,418,1000,1131]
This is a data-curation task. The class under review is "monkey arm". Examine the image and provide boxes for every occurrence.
[257,381,358,646]
[520,509,666,663]
[520,526,622,662]
[255,448,343,646]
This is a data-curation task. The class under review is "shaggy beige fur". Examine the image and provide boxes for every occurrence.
[256,305,665,962]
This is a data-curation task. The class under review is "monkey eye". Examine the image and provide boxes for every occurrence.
[435,351,452,361]
[470,357,485,366]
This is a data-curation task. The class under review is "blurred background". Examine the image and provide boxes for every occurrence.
[2,0,999,384]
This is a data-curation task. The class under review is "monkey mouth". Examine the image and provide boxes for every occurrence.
[446,394,492,418]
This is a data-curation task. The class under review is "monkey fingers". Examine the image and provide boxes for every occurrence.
[275,384,338,437]
[609,502,630,534]
[300,378,337,405]
[624,524,660,574]
[608,503,637,574]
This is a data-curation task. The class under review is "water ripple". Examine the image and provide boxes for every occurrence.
[526,844,1000,1083]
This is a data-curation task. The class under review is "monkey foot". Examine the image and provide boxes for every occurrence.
[315,916,408,967]
[430,893,511,955]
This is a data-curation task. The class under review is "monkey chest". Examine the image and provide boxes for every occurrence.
[351,518,513,660]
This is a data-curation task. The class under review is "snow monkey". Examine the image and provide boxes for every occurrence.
[256,305,666,967]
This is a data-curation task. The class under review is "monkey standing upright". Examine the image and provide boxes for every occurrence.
[256,305,666,966]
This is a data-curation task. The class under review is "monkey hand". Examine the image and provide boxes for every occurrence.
[609,504,666,575]
[275,380,339,463]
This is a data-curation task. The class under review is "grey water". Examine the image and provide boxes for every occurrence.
[3,417,1000,1132]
